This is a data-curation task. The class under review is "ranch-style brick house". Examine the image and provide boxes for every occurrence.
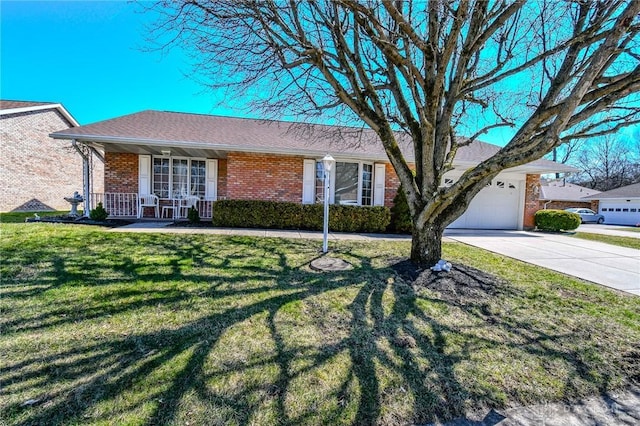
[50,110,574,229]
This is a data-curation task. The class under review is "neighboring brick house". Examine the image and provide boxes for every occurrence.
[538,179,600,211]
[0,101,104,212]
[51,110,574,229]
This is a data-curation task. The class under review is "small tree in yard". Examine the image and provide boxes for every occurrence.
[147,1,640,266]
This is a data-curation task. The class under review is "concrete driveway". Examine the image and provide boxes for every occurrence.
[445,230,640,295]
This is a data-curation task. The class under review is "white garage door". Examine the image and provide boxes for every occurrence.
[448,179,522,229]
[599,200,640,226]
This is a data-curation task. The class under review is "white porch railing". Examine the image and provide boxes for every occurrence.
[91,193,138,217]
[89,193,214,219]
[198,199,214,219]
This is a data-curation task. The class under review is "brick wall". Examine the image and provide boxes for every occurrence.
[537,200,593,210]
[0,109,104,212]
[218,158,228,200]
[226,152,304,202]
[384,163,400,208]
[104,152,138,193]
[523,174,541,229]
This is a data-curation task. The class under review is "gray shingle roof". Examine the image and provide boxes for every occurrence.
[581,182,640,200]
[0,100,55,110]
[51,110,574,172]
[540,180,601,201]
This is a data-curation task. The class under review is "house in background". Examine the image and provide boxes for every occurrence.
[50,110,574,229]
[0,100,104,213]
[582,182,640,226]
[538,179,600,211]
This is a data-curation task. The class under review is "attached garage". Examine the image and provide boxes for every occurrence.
[582,182,640,226]
[599,200,640,226]
[448,177,524,229]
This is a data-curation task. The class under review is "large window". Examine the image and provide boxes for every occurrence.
[153,157,206,198]
[315,160,373,206]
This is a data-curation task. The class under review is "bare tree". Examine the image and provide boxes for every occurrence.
[548,139,584,179]
[146,0,640,266]
[571,135,640,190]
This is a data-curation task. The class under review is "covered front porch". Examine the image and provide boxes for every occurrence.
[89,193,216,220]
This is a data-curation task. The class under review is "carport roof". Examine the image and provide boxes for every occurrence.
[50,109,575,173]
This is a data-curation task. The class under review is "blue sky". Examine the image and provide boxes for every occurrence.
[1,1,240,124]
[1,1,636,147]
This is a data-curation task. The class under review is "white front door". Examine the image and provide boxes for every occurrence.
[448,179,523,229]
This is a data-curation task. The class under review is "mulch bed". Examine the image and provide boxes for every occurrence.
[25,215,133,228]
[391,259,508,304]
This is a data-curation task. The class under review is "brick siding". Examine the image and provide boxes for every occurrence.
[226,152,304,202]
[0,109,104,212]
[523,174,541,229]
[104,152,138,193]
[537,200,597,211]
[384,163,400,208]
[100,149,545,232]
[218,159,228,200]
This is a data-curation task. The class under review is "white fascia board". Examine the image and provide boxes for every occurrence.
[2,104,80,127]
[583,195,640,201]
[49,133,394,162]
[453,160,576,175]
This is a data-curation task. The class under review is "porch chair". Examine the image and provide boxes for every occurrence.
[138,194,159,219]
[179,196,200,219]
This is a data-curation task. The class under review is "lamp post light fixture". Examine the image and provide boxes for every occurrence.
[321,154,335,254]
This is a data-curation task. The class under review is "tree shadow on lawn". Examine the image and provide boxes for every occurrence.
[1,233,631,425]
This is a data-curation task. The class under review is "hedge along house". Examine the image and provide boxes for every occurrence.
[50,110,574,229]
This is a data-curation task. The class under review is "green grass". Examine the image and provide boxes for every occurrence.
[0,211,70,223]
[1,223,639,425]
[572,232,640,250]
[615,227,640,233]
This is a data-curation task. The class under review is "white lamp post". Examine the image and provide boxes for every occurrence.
[321,154,335,253]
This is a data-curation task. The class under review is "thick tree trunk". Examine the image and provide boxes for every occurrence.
[410,222,445,267]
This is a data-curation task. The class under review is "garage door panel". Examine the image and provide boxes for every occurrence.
[448,179,522,229]
[599,200,640,226]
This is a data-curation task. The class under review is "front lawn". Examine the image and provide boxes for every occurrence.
[615,227,640,233]
[1,224,638,425]
[572,232,640,250]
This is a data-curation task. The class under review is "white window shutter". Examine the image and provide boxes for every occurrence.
[373,163,386,206]
[302,159,316,204]
[206,159,218,200]
[138,155,151,195]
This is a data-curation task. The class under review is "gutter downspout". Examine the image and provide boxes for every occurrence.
[543,200,553,209]
[71,139,92,217]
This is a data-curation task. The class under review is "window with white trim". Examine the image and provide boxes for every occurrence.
[152,157,207,198]
[315,160,374,206]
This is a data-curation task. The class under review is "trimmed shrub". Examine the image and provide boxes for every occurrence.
[212,200,390,233]
[535,209,580,231]
[187,206,200,224]
[89,202,109,221]
[389,185,412,233]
